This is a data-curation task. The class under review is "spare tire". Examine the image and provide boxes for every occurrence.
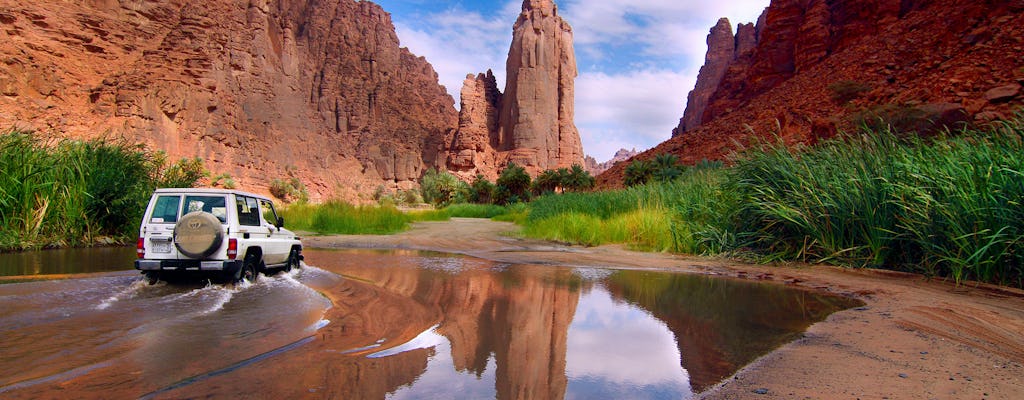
[174,211,224,259]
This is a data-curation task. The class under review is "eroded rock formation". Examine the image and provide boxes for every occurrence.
[585,148,638,176]
[603,0,1024,187]
[448,0,584,180]
[0,0,458,200]
[675,18,738,136]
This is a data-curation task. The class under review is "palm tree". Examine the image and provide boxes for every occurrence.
[532,169,561,195]
[563,164,594,192]
[624,159,654,186]
[652,153,682,183]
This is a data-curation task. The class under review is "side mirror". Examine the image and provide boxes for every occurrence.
[276,216,285,229]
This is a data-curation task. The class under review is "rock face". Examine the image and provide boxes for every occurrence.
[603,0,1024,187]
[448,71,501,177]
[585,148,639,176]
[0,0,458,200]
[675,18,739,136]
[448,0,584,180]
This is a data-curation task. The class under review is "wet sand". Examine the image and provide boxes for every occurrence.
[304,218,1024,399]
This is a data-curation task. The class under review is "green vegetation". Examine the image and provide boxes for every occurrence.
[623,153,684,186]
[495,162,532,205]
[444,203,510,219]
[280,201,515,235]
[269,166,309,204]
[517,116,1024,288]
[421,168,468,207]
[525,168,736,253]
[0,130,207,251]
[280,201,412,235]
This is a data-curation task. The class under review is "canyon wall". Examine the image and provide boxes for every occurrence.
[0,0,459,201]
[603,0,1024,187]
[447,0,585,180]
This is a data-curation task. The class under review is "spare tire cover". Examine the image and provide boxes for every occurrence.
[174,211,224,259]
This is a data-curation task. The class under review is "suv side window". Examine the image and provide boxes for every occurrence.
[237,196,260,226]
[184,196,228,223]
[150,195,181,223]
[259,199,280,226]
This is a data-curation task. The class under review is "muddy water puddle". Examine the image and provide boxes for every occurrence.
[0,248,859,399]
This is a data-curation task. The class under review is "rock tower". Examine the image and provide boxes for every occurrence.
[448,0,584,179]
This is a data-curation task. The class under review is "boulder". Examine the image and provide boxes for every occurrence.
[985,83,1022,103]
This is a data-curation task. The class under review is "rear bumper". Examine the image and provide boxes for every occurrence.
[135,259,242,274]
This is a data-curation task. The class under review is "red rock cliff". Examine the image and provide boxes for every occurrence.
[0,0,458,200]
[603,0,1024,187]
[447,0,585,180]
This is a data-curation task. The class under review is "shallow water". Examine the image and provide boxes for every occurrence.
[0,246,137,276]
[0,247,859,399]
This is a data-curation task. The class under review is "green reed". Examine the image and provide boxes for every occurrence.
[733,119,1022,286]
[0,130,160,250]
[517,115,1023,287]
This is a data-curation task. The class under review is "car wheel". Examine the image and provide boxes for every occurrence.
[238,254,259,284]
[284,249,300,272]
[144,271,160,285]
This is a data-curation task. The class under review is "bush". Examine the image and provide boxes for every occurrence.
[158,156,208,188]
[270,176,308,204]
[211,173,237,189]
[421,168,468,207]
[0,130,204,249]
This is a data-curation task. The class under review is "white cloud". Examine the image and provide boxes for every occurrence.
[576,69,695,160]
[567,287,692,391]
[562,0,770,66]
[384,0,771,163]
[391,1,521,102]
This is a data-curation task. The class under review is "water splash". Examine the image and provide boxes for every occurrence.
[95,278,154,310]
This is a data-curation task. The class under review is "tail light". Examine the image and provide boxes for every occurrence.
[227,238,238,260]
[136,237,145,258]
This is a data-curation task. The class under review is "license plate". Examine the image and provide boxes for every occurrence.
[152,242,172,253]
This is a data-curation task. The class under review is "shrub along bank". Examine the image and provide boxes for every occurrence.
[0,130,208,251]
[522,117,1023,288]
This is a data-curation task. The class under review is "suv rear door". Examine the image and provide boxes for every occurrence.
[141,194,181,260]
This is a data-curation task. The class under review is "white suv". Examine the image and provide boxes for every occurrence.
[135,188,303,283]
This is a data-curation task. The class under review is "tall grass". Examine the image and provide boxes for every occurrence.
[518,115,1024,288]
[280,202,515,235]
[0,131,159,250]
[443,203,509,219]
[734,121,1023,286]
[280,201,412,235]
[524,169,737,254]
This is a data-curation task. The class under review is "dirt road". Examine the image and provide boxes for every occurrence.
[304,218,1024,399]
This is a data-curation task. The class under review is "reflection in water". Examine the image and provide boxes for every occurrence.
[0,249,858,399]
[210,249,852,400]
[567,288,692,398]
[0,246,136,276]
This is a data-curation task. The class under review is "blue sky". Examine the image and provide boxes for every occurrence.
[373,0,770,161]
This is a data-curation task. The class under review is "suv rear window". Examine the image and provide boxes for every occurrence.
[150,195,181,223]
[184,196,228,223]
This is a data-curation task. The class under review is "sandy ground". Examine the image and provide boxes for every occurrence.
[303,218,1024,399]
